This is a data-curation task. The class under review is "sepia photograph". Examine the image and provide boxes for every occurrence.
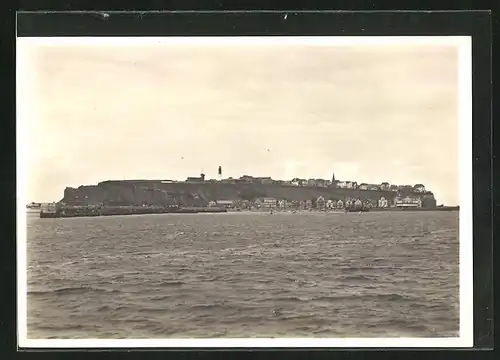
[17,36,472,348]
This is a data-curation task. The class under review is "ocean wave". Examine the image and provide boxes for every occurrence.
[338,274,374,282]
[148,295,172,302]
[33,323,85,331]
[188,303,235,311]
[310,293,415,302]
[28,285,120,296]
[257,296,311,303]
[137,307,170,313]
[158,280,184,287]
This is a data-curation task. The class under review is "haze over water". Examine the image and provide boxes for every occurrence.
[27,211,459,338]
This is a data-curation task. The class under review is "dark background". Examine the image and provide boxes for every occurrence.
[2,2,495,359]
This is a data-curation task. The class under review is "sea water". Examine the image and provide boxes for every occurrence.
[26,211,459,338]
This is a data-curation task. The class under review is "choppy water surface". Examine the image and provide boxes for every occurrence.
[27,211,459,338]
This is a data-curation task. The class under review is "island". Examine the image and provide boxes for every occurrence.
[34,172,460,218]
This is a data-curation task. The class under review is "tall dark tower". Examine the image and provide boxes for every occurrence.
[200,173,205,182]
[332,172,336,183]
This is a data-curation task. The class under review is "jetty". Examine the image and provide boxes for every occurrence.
[39,205,227,218]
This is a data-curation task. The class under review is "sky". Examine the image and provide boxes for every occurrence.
[18,38,463,205]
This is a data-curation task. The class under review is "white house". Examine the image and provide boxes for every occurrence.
[359,183,380,191]
[395,196,422,208]
[315,179,328,187]
[216,200,234,207]
[380,182,390,190]
[261,197,277,208]
[336,181,347,188]
[378,197,389,208]
[337,180,358,189]
[413,184,426,192]
[358,183,369,190]
[291,178,307,186]
[349,181,358,189]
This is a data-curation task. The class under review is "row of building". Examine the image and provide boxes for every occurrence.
[182,173,428,194]
[208,195,424,210]
[290,179,426,193]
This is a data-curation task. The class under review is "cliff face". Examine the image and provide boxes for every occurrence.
[62,180,436,208]
[63,181,205,207]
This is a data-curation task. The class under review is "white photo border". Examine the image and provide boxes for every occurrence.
[16,35,473,348]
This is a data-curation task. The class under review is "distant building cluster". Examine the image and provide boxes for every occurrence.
[334,181,427,193]
[206,194,429,210]
[165,171,435,209]
[182,173,429,194]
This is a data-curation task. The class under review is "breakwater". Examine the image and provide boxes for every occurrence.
[369,206,459,212]
[38,205,458,219]
[40,206,227,219]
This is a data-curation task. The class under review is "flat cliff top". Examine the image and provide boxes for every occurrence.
[64,181,435,207]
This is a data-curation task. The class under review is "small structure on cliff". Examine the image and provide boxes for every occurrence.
[186,173,205,183]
